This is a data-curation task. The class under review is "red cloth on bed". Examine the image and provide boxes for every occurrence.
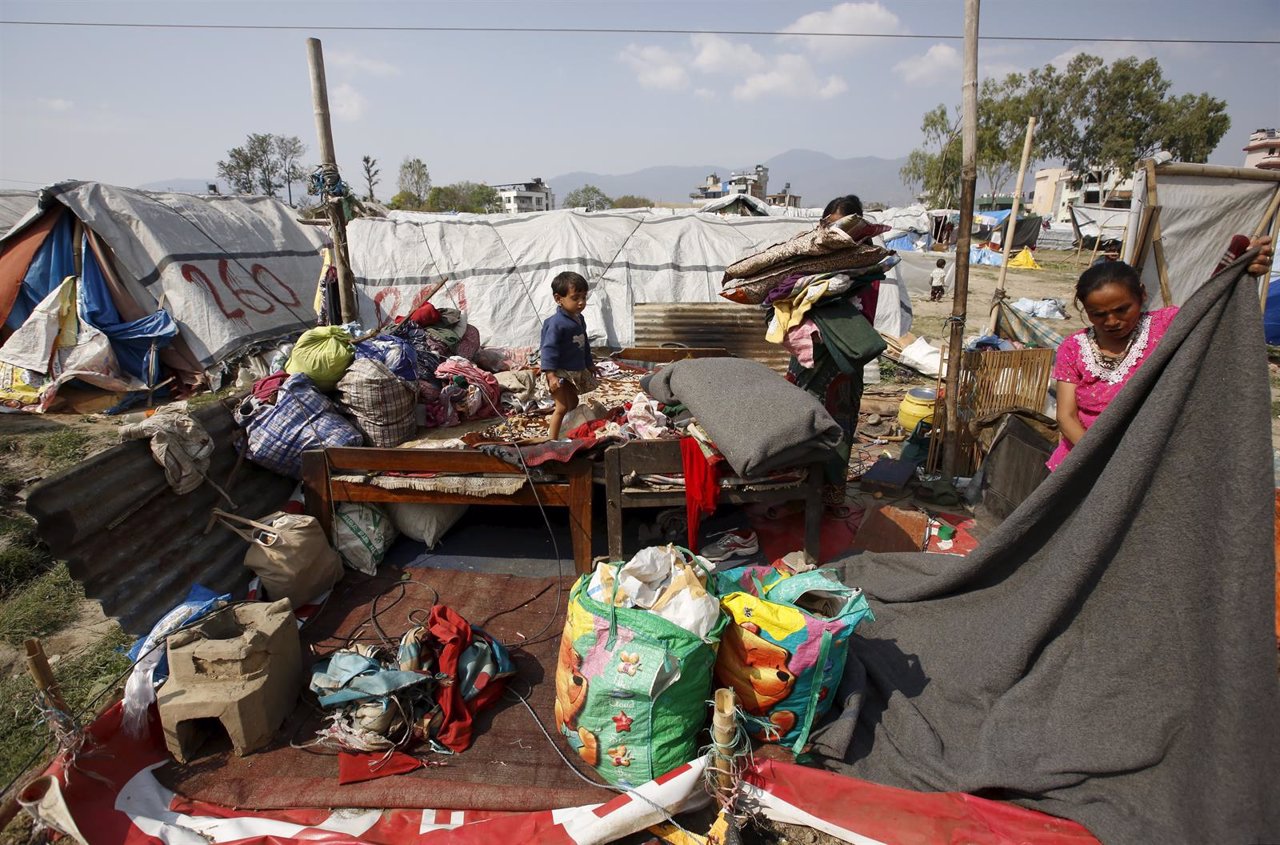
[681,436,723,552]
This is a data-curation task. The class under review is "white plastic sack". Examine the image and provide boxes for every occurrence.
[899,336,944,378]
[388,502,468,548]
[334,502,398,575]
[586,545,721,638]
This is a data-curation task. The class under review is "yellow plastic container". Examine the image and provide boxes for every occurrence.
[897,387,937,433]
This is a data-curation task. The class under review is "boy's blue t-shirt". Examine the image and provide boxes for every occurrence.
[540,307,593,371]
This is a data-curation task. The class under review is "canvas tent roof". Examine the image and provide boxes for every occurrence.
[0,181,325,377]
[347,208,915,348]
[0,189,38,236]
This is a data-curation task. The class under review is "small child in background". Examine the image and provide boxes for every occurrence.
[540,271,599,440]
[929,258,947,302]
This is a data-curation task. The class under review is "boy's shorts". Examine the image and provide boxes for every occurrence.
[546,368,599,394]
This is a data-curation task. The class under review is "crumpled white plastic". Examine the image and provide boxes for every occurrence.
[587,545,722,639]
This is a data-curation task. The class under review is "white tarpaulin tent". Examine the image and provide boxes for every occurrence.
[1069,204,1129,242]
[348,209,915,348]
[1,182,325,376]
[1123,163,1280,307]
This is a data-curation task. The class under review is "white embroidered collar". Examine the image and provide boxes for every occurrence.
[1079,313,1153,385]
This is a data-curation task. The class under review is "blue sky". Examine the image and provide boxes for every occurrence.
[2,0,1277,197]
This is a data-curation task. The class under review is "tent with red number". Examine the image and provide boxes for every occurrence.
[0,181,325,410]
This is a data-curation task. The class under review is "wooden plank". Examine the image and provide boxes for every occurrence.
[605,446,625,560]
[300,450,333,541]
[320,447,556,475]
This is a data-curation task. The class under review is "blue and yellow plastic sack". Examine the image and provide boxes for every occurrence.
[555,554,726,788]
[712,564,873,753]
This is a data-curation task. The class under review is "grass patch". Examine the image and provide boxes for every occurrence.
[0,563,81,645]
[0,514,50,596]
[1272,400,1280,419]
[0,625,131,794]
[185,385,239,410]
[23,430,91,472]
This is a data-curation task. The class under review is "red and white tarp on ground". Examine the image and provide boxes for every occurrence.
[19,702,1097,845]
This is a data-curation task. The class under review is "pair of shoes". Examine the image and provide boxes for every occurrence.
[700,529,759,562]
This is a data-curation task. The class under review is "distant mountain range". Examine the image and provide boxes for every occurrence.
[140,148,914,208]
[548,149,913,208]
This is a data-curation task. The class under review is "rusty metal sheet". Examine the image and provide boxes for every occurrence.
[632,302,789,372]
[25,401,294,635]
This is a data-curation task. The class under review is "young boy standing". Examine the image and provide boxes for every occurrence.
[929,258,947,302]
[540,271,598,440]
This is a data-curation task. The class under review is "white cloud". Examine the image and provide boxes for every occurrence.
[1049,41,1154,68]
[691,34,766,75]
[37,97,73,112]
[328,50,400,77]
[694,87,716,100]
[331,83,366,122]
[618,44,690,90]
[893,43,961,86]
[781,2,903,60]
[732,54,848,101]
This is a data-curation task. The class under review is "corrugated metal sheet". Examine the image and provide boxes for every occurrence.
[25,401,294,635]
[633,302,790,373]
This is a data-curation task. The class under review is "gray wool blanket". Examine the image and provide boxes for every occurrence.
[643,357,842,478]
[811,254,1280,844]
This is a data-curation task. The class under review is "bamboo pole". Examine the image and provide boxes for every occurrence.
[25,639,67,714]
[306,38,358,323]
[1250,186,1280,310]
[943,0,981,482]
[1142,160,1175,306]
[1152,162,1280,183]
[987,116,1037,334]
[712,688,737,795]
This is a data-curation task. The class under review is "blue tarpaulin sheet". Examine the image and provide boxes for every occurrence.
[1264,278,1280,345]
[6,210,74,331]
[80,237,177,383]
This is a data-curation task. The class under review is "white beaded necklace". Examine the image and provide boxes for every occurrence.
[1079,313,1153,385]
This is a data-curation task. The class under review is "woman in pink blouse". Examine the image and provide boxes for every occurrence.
[1049,242,1273,471]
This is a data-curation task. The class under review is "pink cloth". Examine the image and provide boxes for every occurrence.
[434,357,502,419]
[782,320,822,367]
[1047,306,1177,470]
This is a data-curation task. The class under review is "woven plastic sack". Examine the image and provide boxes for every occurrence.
[335,358,417,447]
[555,555,726,788]
[245,374,364,478]
[286,326,355,391]
[712,565,873,753]
[334,502,398,575]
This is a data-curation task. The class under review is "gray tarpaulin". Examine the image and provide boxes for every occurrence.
[812,254,1279,844]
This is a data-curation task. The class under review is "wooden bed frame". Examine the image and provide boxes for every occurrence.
[300,447,595,574]
[601,440,824,563]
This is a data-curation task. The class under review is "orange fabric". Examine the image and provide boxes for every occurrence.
[0,208,61,328]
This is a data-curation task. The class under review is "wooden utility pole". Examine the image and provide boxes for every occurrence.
[987,116,1037,333]
[306,38,358,323]
[942,0,980,481]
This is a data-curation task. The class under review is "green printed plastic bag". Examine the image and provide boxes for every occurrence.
[285,326,354,391]
[554,566,726,788]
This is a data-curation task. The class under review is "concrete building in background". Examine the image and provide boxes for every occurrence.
[691,165,770,202]
[1243,129,1280,171]
[767,182,802,209]
[494,178,553,213]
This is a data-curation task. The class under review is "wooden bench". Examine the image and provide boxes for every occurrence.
[601,439,824,563]
[301,447,595,575]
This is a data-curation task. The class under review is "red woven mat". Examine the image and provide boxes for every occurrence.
[154,567,611,811]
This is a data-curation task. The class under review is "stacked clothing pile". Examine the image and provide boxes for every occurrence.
[720,214,898,502]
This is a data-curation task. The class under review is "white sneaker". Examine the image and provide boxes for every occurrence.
[700,529,759,562]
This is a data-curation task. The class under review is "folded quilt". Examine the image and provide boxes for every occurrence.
[643,357,842,478]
